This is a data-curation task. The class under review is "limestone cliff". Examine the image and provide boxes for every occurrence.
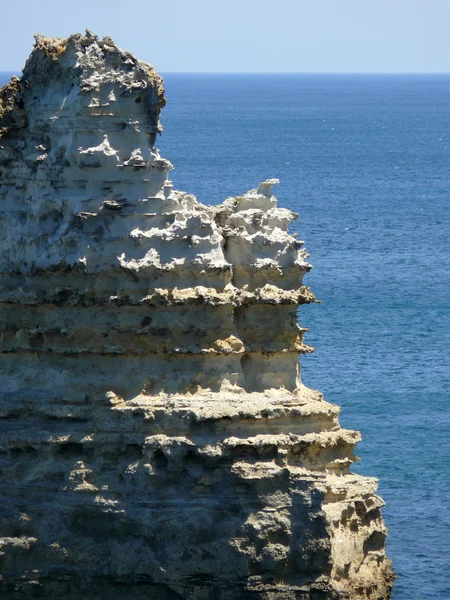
[0,32,393,599]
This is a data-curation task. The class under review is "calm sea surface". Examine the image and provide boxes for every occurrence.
[1,71,449,599]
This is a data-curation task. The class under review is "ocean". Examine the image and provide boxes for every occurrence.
[1,71,449,599]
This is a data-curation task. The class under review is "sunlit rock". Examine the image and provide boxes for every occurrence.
[0,32,393,599]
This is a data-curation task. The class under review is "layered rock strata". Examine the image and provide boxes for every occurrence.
[0,33,393,599]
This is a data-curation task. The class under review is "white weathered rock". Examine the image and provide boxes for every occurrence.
[0,32,393,599]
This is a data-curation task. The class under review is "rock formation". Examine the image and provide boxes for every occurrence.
[0,32,393,599]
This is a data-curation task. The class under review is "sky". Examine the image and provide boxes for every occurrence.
[0,0,448,73]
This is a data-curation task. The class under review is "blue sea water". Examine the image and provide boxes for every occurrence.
[1,71,449,599]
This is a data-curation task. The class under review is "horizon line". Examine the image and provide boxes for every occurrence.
[1,69,449,76]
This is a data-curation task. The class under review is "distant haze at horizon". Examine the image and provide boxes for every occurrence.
[0,0,448,73]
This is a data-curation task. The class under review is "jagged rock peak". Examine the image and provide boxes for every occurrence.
[0,30,165,137]
[0,33,393,600]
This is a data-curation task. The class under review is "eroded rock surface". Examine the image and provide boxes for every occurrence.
[0,32,393,599]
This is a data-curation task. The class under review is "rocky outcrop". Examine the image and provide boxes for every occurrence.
[0,32,393,599]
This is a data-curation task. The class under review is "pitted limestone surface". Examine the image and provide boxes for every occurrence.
[0,32,393,599]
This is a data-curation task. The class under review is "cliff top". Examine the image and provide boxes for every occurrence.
[0,30,165,137]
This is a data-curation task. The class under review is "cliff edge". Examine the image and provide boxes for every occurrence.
[0,32,393,599]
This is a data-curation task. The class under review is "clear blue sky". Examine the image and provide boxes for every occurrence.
[1,0,448,73]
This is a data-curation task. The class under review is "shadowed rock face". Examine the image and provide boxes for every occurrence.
[0,32,393,600]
